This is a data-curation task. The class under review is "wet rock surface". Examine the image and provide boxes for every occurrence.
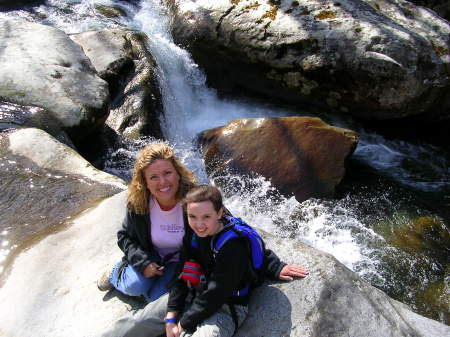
[0,128,125,279]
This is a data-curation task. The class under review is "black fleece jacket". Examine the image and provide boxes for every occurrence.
[167,220,286,331]
[117,207,191,273]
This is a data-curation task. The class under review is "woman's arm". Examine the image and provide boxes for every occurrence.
[167,232,194,314]
[117,210,160,273]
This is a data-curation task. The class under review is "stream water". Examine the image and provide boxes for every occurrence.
[1,0,449,325]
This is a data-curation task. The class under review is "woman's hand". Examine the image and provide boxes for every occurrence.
[143,262,164,278]
[279,264,309,281]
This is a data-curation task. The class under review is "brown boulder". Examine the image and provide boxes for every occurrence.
[198,117,358,202]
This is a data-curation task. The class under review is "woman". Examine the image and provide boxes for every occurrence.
[97,143,196,302]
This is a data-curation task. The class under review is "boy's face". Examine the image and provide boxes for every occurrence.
[187,201,224,237]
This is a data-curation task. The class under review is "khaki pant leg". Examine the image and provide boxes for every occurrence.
[101,293,168,337]
[182,304,248,337]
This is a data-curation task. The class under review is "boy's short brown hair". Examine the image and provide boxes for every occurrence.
[183,185,223,212]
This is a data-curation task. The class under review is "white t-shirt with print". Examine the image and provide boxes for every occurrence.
[149,198,184,262]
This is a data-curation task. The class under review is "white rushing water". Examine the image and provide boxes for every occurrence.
[1,1,448,314]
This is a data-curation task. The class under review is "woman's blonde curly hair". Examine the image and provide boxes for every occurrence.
[127,143,197,214]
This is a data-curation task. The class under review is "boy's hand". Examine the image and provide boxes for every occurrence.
[177,322,184,337]
[165,322,180,337]
[279,264,309,281]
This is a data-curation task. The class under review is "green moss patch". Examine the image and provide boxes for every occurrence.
[94,4,127,18]
[244,1,260,10]
[416,280,450,324]
[262,7,278,20]
[388,216,450,254]
[433,44,450,57]
[315,10,336,20]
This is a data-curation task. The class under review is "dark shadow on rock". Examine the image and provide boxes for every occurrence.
[236,283,292,337]
[74,124,120,170]
[102,289,146,313]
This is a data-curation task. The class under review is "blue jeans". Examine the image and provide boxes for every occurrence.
[110,260,178,302]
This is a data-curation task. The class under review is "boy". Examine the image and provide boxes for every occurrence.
[165,185,308,337]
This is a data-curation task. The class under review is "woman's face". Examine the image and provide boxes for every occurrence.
[143,159,180,210]
[187,201,224,237]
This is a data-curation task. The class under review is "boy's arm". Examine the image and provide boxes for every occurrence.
[264,248,286,279]
[265,248,309,280]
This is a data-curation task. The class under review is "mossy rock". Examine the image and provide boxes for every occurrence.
[315,10,336,20]
[262,7,278,20]
[416,278,450,324]
[385,215,450,254]
[94,4,127,18]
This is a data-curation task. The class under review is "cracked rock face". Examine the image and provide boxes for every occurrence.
[71,29,163,139]
[168,0,450,121]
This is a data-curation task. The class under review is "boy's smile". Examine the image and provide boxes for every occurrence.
[187,201,224,237]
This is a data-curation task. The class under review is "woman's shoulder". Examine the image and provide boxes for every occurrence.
[123,207,149,228]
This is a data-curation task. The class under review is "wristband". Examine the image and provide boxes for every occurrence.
[165,317,178,324]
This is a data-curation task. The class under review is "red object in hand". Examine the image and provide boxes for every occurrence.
[180,261,204,286]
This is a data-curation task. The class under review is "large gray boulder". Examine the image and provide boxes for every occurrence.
[71,29,163,139]
[0,192,130,337]
[0,190,448,337]
[168,0,450,121]
[0,19,109,140]
[0,128,126,278]
[239,232,450,337]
